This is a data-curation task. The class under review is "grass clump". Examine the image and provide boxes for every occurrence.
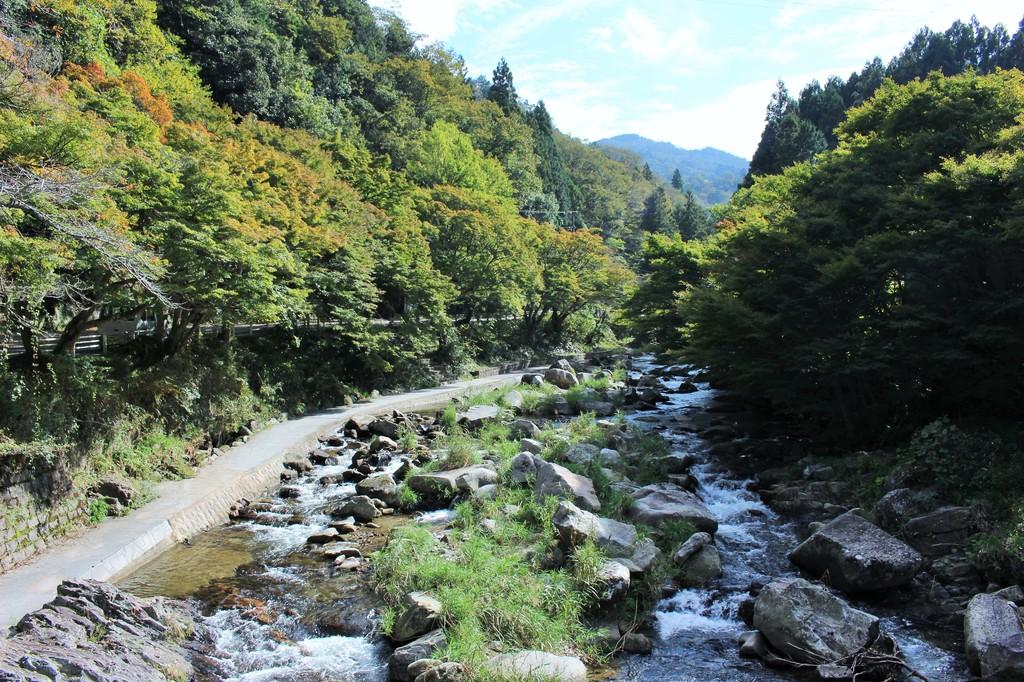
[374,521,596,667]
[397,484,420,511]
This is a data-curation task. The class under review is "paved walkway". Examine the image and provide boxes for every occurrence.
[0,370,530,631]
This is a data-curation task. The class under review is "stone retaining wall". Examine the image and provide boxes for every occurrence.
[0,453,85,571]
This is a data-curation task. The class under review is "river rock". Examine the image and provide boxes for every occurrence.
[332,495,381,522]
[628,483,718,533]
[369,417,402,440]
[673,531,712,565]
[283,456,313,473]
[964,592,1024,679]
[535,461,601,511]
[407,465,498,503]
[481,650,586,682]
[391,629,447,681]
[369,435,399,454]
[565,443,601,466]
[552,501,637,557]
[503,390,525,412]
[622,632,653,654]
[596,560,631,601]
[753,578,880,664]
[306,528,340,544]
[874,487,938,532]
[902,505,980,558]
[578,400,615,416]
[789,509,923,593]
[509,452,539,484]
[356,472,400,507]
[415,661,469,682]
[392,592,443,642]
[545,368,580,389]
[511,419,542,439]
[318,542,362,560]
[457,405,500,428]
[0,580,208,682]
[676,544,723,588]
[520,438,543,455]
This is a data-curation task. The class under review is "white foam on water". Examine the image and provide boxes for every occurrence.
[416,508,457,525]
[206,609,387,682]
[656,589,741,638]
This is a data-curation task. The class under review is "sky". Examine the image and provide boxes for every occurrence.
[366,0,1022,159]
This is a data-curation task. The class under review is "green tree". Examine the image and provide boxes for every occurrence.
[487,57,518,116]
[639,187,675,235]
[671,168,684,190]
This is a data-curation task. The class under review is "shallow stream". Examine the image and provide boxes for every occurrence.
[119,359,970,681]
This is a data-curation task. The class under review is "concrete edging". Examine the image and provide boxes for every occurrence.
[0,369,532,632]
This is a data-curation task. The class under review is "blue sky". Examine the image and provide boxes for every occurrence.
[367,1,1022,159]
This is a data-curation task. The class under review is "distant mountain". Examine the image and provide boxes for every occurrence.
[595,134,748,205]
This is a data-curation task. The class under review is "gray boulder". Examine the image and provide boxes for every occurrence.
[672,531,712,565]
[390,629,447,682]
[577,400,615,417]
[520,438,544,455]
[789,509,923,593]
[964,592,1024,679]
[457,405,500,428]
[480,650,586,682]
[552,501,637,557]
[407,465,498,503]
[628,483,718,533]
[332,495,381,522]
[356,472,399,507]
[596,560,631,601]
[545,368,580,389]
[0,580,207,682]
[510,419,542,439]
[676,544,722,588]
[753,578,880,664]
[391,592,442,643]
[535,461,601,511]
[369,418,401,440]
[902,505,980,558]
[503,390,525,412]
[565,443,601,466]
[509,452,539,485]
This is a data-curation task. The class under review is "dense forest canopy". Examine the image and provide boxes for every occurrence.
[744,15,1024,185]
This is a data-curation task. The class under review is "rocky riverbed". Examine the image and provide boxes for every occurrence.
[21,354,1021,681]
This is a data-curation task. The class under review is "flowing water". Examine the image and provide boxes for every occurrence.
[614,358,969,681]
[119,359,970,681]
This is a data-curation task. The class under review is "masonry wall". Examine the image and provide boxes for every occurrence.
[0,453,85,572]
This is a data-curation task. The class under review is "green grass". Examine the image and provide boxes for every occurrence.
[397,424,419,452]
[373,520,598,668]
[397,484,420,511]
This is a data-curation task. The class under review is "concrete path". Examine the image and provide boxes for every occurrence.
[0,370,531,631]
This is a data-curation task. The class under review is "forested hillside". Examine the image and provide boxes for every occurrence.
[0,0,663,477]
[596,134,747,205]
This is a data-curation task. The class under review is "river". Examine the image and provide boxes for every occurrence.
[118,358,970,681]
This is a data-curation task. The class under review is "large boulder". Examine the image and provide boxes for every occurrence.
[552,501,637,556]
[628,483,717,533]
[596,560,631,601]
[390,629,447,682]
[902,505,981,558]
[391,592,442,643]
[331,495,381,522]
[369,418,401,440]
[355,472,399,507]
[964,593,1024,679]
[457,405,500,428]
[789,510,923,594]
[0,580,208,682]
[535,461,601,512]
[407,465,498,503]
[753,578,880,664]
[676,544,722,588]
[874,487,937,533]
[480,650,586,682]
[672,532,722,588]
[545,368,580,390]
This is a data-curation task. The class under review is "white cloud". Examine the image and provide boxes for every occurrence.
[619,7,705,62]
[366,0,510,43]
